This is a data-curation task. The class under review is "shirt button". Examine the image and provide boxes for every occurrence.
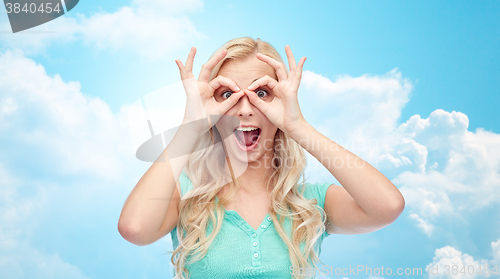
[261,225,266,229]
[254,253,259,258]
[252,233,257,237]
[267,216,271,221]
[253,242,258,247]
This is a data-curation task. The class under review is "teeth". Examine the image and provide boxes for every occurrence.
[235,127,259,132]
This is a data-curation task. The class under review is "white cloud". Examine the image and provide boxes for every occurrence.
[0,162,90,279]
[0,49,134,180]
[300,68,414,183]
[0,11,80,55]
[0,0,205,59]
[301,68,412,152]
[396,171,456,217]
[409,213,435,236]
[0,97,19,115]
[425,243,500,278]
[299,69,500,236]
[0,45,177,278]
[378,138,428,173]
[78,6,204,60]
[0,243,91,279]
[0,44,184,278]
[394,111,500,235]
[492,239,500,263]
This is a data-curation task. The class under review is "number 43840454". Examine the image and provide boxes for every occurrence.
[5,2,62,14]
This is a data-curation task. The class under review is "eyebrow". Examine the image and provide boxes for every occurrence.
[252,74,278,83]
[217,77,266,91]
[224,78,260,90]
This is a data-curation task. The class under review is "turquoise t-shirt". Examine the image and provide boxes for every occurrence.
[171,171,333,278]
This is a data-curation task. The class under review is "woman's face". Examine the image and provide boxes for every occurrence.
[214,56,278,165]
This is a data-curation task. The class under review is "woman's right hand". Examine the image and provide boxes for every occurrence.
[175,47,244,134]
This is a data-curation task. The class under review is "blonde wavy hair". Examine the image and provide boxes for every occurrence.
[171,37,326,279]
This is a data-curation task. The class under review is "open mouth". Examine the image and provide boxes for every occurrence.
[233,127,261,150]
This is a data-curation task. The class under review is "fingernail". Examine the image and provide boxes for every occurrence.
[236,86,240,91]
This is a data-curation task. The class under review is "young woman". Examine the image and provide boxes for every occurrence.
[118,37,405,279]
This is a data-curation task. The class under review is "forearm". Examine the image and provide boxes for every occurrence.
[118,122,203,244]
[289,121,404,216]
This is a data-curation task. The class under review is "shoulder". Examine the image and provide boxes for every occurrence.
[298,181,334,209]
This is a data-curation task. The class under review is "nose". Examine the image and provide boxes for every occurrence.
[235,94,255,117]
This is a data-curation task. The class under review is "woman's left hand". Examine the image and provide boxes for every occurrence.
[244,45,307,136]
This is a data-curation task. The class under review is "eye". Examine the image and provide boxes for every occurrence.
[222,90,233,100]
[255,88,268,98]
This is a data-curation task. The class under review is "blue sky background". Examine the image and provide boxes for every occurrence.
[0,0,499,278]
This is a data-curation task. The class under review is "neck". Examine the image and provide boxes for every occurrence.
[225,149,274,195]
